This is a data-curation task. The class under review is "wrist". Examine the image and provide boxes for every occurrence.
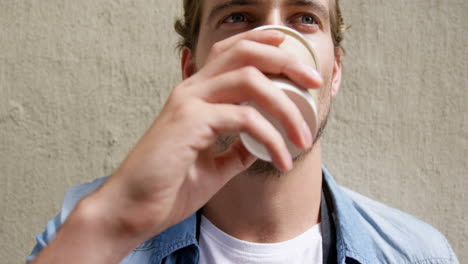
[74,192,145,251]
[31,189,147,264]
[79,179,168,243]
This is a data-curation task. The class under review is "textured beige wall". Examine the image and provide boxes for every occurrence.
[0,0,466,263]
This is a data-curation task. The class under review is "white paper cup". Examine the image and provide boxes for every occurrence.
[240,25,320,162]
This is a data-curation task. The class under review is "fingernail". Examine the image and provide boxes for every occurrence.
[273,151,293,172]
[301,64,322,86]
[302,121,313,149]
[267,29,284,38]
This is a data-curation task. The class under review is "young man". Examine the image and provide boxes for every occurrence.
[28,0,459,263]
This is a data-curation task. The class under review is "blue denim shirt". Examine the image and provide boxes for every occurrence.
[27,166,459,264]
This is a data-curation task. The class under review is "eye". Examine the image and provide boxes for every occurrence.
[299,14,317,25]
[223,13,249,24]
[290,13,321,33]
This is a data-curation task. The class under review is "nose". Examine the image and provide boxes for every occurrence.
[262,8,285,27]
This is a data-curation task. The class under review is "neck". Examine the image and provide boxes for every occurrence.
[203,141,323,243]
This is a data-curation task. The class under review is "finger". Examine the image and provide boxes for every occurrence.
[197,67,311,150]
[213,139,257,181]
[206,29,285,62]
[201,39,323,90]
[201,103,293,172]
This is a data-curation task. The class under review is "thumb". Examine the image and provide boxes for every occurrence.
[214,139,257,182]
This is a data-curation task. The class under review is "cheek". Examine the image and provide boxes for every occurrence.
[194,45,206,71]
[194,30,213,69]
[193,27,232,71]
[316,62,334,122]
[315,48,335,79]
[312,40,335,101]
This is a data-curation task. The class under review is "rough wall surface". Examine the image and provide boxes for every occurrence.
[0,0,466,263]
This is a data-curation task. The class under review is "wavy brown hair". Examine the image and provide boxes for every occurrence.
[174,0,346,53]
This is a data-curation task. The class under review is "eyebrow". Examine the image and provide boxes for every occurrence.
[208,0,262,22]
[207,0,329,23]
[285,0,329,21]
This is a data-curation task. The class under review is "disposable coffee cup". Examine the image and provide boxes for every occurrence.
[240,25,320,162]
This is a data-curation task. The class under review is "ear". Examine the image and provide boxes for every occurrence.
[331,48,342,98]
[181,47,196,80]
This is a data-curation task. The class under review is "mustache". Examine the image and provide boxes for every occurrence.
[213,75,333,177]
[213,105,329,177]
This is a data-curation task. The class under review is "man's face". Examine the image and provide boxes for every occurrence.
[188,0,341,174]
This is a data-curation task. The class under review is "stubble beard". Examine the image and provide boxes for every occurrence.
[213,77,333,178]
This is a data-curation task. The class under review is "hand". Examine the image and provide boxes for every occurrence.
[96,29,322,240]
[31,29,322,264]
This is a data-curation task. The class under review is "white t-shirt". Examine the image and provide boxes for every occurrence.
[199,215,322,264]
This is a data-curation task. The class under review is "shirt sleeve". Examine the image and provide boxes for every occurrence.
[26,177,108,263]
[26,212,63,263]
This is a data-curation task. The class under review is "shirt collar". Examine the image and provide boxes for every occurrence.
[322,165,378,264]
[146,166,379,263]
[144,213,198,261]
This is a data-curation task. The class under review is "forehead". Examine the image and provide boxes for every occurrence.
[202,0,332,13]
[201,0,332,25]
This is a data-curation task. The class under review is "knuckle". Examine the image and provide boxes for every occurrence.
[265,136,279,150]
[234,40,254,59]
[210,42,223,55]
[172,99,198,120]
[170,83,186,100]
[260,128,283,152]
[267,131,285,151]
[264,123,281,141]
[172,103,189,120]
[240,66,261,86]
[239,105,259,124]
